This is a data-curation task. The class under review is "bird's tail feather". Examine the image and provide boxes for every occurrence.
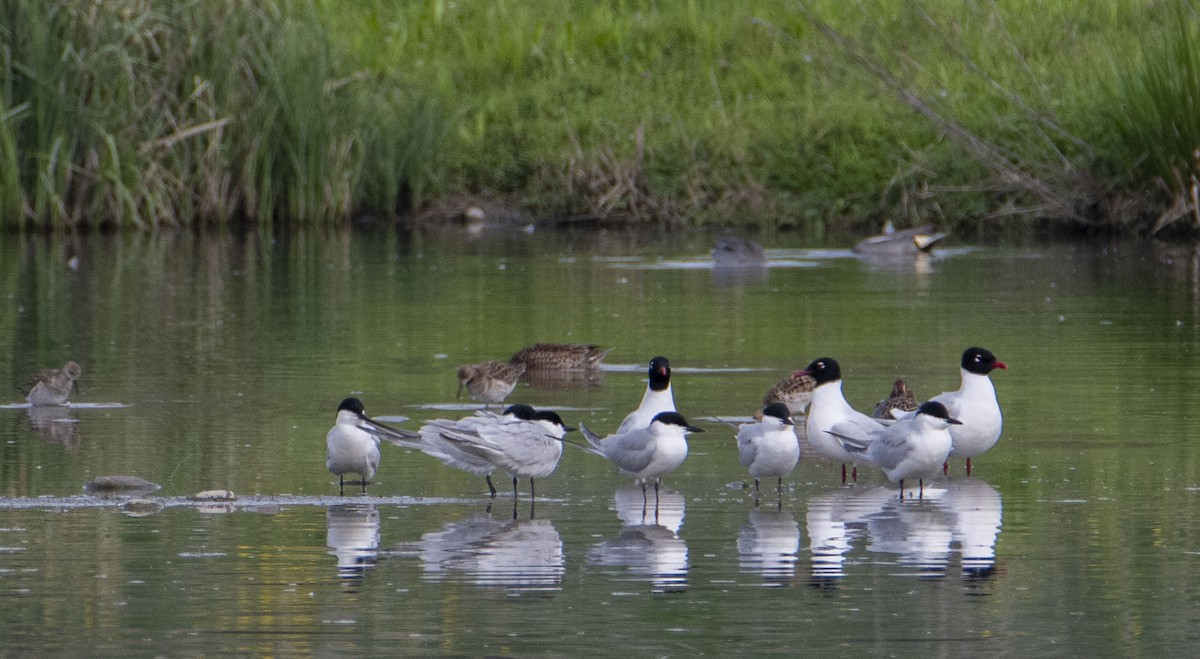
[824,429,870,453]
[575,422,607,456]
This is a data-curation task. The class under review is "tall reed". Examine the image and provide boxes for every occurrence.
[0,0,448,230]
[1107,0,1200,233]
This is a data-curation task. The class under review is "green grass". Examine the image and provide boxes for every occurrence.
[0,0,449,230]
[1104,0,1200,233]
[327,0,1192,233]
[0,0,1197,233]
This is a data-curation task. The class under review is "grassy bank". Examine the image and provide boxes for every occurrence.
[1,0,1198,235]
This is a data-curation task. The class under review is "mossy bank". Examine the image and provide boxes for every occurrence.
[2,0,1198,237]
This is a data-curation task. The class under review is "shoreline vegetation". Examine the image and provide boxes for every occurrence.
[2,0,1199,238]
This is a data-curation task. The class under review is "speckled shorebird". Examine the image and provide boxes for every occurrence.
[761,370,816,416]
[509,343,613,370]
[22,361,82,406]
[871,378,920,419]
[457,360,527,406]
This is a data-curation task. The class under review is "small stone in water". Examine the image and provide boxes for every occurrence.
[190,490,237,502]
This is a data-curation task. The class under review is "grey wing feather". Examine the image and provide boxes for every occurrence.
[825,417,883,448]
[577,422,607,456]
[865,427,917,469]
[735,426,758,468]
[600,430,657,474]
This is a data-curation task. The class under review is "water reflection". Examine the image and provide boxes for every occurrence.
[806,479,1002,584]
[864,490,955,578]
[326,504,381,584]
[25,406,80,448]
[586,484,688,593]
[807,486,896,583]
[737,508,800,585]
[712,263,769,287]
[520,368,606,391]
[944,479,1003,578]
[854,251,939,276]
[404,513,564,593]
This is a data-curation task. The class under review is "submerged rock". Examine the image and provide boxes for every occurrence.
[83,475,161,494]
[121,498,164,517]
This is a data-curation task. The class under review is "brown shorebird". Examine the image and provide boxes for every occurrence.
[761,370,815,416]
[457,360,527,407]
[509,343,612,370]
[872,377,920,419]
[23,361,82,406]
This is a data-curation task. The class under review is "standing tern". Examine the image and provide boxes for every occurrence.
[326,397,417,495]
[579,410,703,497]
[433,405,574,499]
[829,400,961,499]
[736,402,801,496]
[386,404,536,497]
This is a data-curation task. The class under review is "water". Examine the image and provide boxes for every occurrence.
[2,227,1200,655]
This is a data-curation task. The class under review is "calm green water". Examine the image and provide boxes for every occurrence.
[2,227,1200,656]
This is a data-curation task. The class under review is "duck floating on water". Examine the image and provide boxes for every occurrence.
[853,222,946,256]
[712,233,768,267]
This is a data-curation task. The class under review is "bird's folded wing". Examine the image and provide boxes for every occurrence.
[602,431,657,474]
[824,417,883,455]
[865,430,916,467]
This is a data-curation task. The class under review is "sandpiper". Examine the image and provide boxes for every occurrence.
[761,370,815,416]
[23,361,82,406]
[457,360,527,406]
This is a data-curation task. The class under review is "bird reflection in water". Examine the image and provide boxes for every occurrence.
[398,513,565,593]
[26,405,81,448]
[737,508,800,585]
[945,479,1003,581]
[806,479,1002,587]
[326,504,381,585]
[586,484,688,593]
